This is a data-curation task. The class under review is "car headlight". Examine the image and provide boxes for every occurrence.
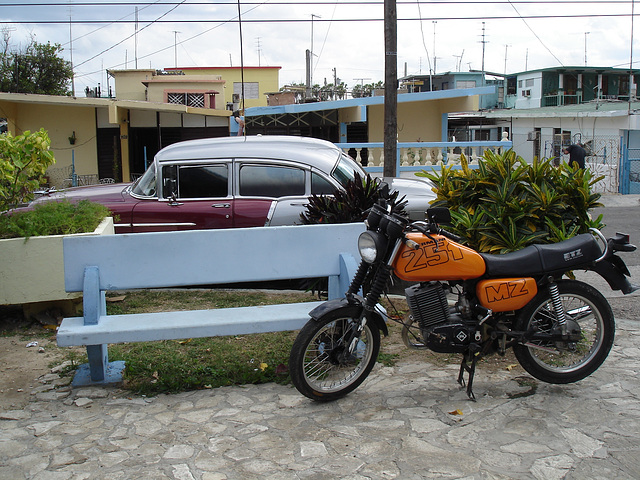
[358,231,387,263]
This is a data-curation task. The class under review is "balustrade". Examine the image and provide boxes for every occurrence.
[338,140,512,173]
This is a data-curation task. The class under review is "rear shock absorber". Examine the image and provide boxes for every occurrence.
[548,281,567,335]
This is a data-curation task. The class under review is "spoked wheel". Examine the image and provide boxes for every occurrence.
[289,307,380,402]
[513,280,615,384]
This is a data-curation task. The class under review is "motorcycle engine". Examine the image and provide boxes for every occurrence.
[405,282,475,353]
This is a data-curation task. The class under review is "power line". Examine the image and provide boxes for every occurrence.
[74,0,188,68]
[5,13,638,24]
[2,1,637,5]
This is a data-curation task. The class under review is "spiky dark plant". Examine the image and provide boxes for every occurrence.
[300,172,407,224]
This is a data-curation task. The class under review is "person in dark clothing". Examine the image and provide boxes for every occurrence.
[562,144,586,169]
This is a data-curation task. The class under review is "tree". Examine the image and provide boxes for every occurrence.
[351,81,384,98]
[0,129,56,212]
[0,36,73,95]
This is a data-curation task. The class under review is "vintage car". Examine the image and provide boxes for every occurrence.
[27,135,436,233]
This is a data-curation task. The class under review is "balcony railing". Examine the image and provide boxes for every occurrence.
[336,141,513,175]
[541,92,585,107]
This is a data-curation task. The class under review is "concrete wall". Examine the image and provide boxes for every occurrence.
[111,70,156,101]
[165,67,280,108]
[7,102,99,176]
[367,95,479,143]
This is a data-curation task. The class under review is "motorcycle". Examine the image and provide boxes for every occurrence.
[289,197,638,401]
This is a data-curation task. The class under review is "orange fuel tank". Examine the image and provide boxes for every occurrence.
[393,233,486,282]
[476,277,538,312]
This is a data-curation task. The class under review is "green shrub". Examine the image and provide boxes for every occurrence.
[0,200,110,239]
[0,129,56,212]
[417,150,604,253]
[300,172,407,224]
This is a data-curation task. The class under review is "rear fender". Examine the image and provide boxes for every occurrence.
[309,298,389,336]
[590,256,639,295]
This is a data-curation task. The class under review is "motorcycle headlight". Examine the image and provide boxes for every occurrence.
[358,231,387,263]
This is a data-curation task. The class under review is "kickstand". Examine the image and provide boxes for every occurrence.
[457,353,478,401]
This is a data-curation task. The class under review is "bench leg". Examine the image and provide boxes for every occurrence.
[71,344,125,387]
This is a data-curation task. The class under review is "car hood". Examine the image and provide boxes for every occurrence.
[31,183,133,205]
[383,176,436,199]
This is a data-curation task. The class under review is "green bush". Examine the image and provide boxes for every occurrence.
[417,150,604,253]
[0,129,56,212]
[0,200,110,239]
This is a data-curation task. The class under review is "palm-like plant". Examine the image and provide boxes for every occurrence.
[418,149,604,253]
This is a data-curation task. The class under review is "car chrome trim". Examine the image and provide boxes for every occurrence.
[131,222,198,227]
[264,201,277,226]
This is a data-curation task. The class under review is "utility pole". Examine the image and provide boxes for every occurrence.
[309,14,321,99]
[504,44,511,75]
[384,0,397,178]
[173,31,180,68]
[68,16,75,96]
[584,31,590,66]
[432,21,437,75]
[480,22,487,86]
[135,7,138,69]
[333,67,337,100]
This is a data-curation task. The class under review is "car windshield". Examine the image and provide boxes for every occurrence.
[332,153,366,188]
[131,163,157,197]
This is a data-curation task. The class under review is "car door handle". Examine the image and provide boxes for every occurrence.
[289,202,307,206]
[212,203,231,208]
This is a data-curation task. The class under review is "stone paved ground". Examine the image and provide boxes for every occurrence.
[1,318,639,480]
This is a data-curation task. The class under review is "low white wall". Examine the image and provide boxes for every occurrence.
[0,217,114,306]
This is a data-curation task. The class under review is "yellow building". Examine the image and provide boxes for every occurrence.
[0,92,230,186]
[109,66,280,110]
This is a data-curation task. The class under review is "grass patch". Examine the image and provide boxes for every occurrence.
[0,199,110,239]
[101,289,317,396]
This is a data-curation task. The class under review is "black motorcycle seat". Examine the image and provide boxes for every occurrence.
[480,233,602,277]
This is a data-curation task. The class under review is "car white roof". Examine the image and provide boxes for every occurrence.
[154,135,345,171]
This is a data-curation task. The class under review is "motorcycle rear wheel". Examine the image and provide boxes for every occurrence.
[289,307,380,402]
[513,280,614,384]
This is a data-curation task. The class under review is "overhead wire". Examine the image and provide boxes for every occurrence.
[506,0,564,66]
[2,1,638,5]
[74,0,188,68]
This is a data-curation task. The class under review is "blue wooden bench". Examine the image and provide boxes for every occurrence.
[57,223,364,386]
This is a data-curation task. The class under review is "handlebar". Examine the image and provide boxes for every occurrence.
[409,221,463,244]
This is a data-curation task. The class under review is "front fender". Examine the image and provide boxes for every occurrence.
[309,297,389,337]
[590,256,639,295]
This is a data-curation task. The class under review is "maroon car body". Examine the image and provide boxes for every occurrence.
[24,136,436,233]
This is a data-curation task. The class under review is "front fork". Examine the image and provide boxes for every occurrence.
[344,238,404,355]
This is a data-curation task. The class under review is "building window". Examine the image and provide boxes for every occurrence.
[234,82,260,100]
[525,78,535,87]
[456,80,476,89]
[167,92,205,108]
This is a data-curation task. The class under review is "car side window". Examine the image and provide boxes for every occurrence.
[175,164,229,199]
[311,172,336,195]
[239,165,305,197]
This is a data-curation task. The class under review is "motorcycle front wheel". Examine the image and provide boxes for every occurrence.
[513,280,615,384]
[289,307,380,402]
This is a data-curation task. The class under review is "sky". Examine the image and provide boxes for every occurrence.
[1,1,638,97]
